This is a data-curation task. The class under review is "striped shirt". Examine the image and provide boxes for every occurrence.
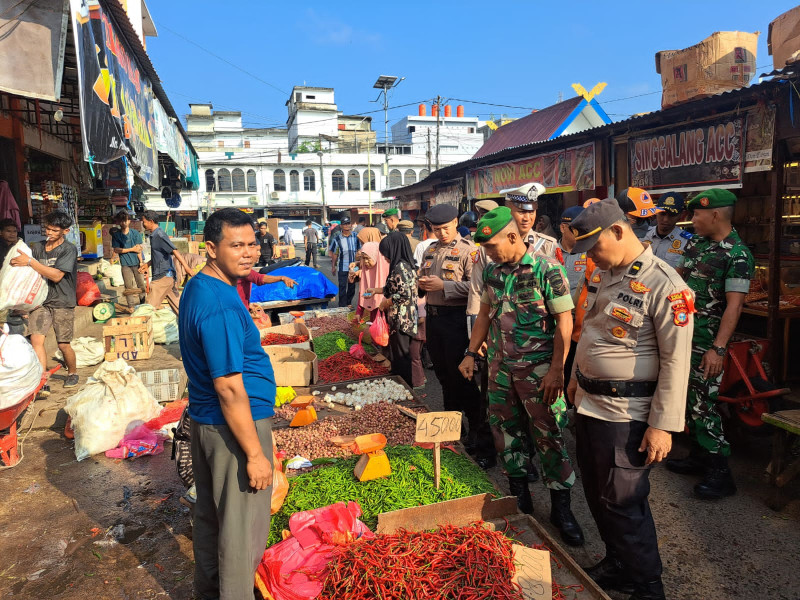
[329,232,361,271]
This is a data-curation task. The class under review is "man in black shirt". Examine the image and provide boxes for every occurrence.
[10,211,79,395]
[255,221,276,267]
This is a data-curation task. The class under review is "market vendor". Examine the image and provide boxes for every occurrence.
[616,187,659,240]
[667,189,754,500]
[565,198,693,600]
[643,191,692,268]
[459,207,584,547]
[139,210,194,315]
[178,207,276,600]
[237,269,296,309]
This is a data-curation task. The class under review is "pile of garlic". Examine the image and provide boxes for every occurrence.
[312,378,413,409]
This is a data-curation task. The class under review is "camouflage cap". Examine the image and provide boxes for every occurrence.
[687,188,737,210]
[474,206,514,243]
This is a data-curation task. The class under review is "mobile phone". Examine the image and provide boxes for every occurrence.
[363,291,373,298]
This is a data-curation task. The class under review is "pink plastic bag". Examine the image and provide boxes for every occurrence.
[369,311,389,347]
[105,424,165,459]
[349,332,367,359]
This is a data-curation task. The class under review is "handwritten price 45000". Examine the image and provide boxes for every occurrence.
[415,411,462,443]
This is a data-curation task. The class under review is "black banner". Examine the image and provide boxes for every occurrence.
[629,116,744,192]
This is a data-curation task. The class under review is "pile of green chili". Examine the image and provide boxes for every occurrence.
[313,332,357,361]
[268,445,498,546]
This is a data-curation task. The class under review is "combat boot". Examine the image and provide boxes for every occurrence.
[628,579,666,600]
[665,442,708,476]
[584,556,634,594]
[694,455,737,500]
[549,489,585,546]
[508,477,533,514]
[527,459,540,483]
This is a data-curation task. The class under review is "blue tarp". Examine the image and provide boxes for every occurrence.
[249,266,337,303]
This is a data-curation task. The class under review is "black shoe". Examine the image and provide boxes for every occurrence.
[694,455,737,500]
[527,460,540,483]
[63,374,79,389]
[665,444,708,476]
[475,455,497,470]
[508,476,533,515]
[628,579,666,600]
[549,489,585,547]
[584,557,635,594]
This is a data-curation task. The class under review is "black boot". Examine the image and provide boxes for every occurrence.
[549,489,584,547]
[527,459,540,483]
[694,455,737,500]
[665,442,708,475]
[584,556,634,594]
[475,454,497,470]
[628,579,666,600]
[508,477,533,514]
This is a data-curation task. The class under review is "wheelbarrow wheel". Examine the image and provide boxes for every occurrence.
[721,377,787,442]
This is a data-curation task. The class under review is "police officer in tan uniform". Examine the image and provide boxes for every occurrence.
[565,198,694,600]
[419,204,493,462]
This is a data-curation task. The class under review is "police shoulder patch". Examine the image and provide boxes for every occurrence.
[470,250,479,263]
[630,280,651,294]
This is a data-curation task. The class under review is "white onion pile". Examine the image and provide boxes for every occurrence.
[316,378,413,408]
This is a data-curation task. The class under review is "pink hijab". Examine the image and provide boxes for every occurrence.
[358,241,389,311]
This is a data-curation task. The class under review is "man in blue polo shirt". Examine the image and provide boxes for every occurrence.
[178,208,276,600]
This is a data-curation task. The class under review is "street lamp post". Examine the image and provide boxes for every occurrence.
[373,75,404,192]
[317,151,328,223]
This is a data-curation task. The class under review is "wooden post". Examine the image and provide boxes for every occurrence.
[433,441,441,489]
[767,138,784,376]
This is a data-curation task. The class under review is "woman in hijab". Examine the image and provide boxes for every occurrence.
[352,227,389,321]
[369,231,418,386]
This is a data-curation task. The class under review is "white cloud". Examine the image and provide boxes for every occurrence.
[301,8,381,46]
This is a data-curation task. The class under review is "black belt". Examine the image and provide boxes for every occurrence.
[426,304,467,316]
[576,368,657,397]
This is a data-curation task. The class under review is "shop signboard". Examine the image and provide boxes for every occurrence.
[154,98,193,176]
[629,116,744,192]
[467,143,595,199]
[744,104,776,173]
[69,0,159,188]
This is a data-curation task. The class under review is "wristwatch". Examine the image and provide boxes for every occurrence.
[711,345,727,356]
[464,349,480,359]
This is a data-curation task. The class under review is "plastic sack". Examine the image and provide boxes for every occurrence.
[64,359,162,461]
[349,331,367,359]
[255,502,373,600]
[55,336,104,368]
[105,424,165,459]
[0,240,48,312]
[76,271,102,306]
[133,304,179,344]
[0,324,44,409]
[107,263,124,287]
[369,311,389,347]
[271,446,288,515]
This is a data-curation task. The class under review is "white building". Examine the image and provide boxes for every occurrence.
[390,104,484,164]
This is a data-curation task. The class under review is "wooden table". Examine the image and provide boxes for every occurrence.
[253,297,332,322]
[761,409,800,510]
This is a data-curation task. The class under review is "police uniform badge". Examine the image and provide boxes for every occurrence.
[470,250,479,263]
[630,280,651,294]
[611,326,627,338]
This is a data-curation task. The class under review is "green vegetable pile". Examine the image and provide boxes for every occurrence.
[313,332,357,360]
[268,445,498,546]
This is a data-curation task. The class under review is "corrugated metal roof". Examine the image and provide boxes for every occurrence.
[472,97,582,158]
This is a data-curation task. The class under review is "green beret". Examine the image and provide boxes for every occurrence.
[382,208,399,218]
[687,188,737,210]
[474,206,513,243]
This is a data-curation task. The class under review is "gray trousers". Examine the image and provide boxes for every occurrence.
[121,265,146,306]
[191,418,273,600]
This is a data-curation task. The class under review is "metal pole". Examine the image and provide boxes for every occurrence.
[317,151,327,223]
[384,84,390,190]
[435,95,441,171]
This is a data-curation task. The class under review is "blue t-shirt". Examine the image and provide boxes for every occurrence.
[178,272,276,425]
[111,228,143,267]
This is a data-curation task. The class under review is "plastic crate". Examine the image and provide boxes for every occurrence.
[138,368,182,403]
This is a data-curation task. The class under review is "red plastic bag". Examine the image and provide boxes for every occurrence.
[369,311,389,347]
[76,271,101,306]
[349,331,367,359]
[145,398,189,431]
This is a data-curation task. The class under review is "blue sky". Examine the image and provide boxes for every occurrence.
[146,1,798,139]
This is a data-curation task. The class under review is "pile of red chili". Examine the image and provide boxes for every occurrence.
[260,333,309,346]
[317,351,389,383]
[318,523,524,600]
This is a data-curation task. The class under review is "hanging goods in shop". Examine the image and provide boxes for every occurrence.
[289,396,318,427]
[352,433,390,481]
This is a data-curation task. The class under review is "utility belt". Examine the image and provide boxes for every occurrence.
[576,368,657,398]
[426,304,467,317]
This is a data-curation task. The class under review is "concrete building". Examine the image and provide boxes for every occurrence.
[390,103,484,163]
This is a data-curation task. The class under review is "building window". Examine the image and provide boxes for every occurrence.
[363,169,375,191]
[217,140,224,148]
[419,169,430,180]
[331,169,345,192]
[306,95,315,100]
[303,169,315,191]
[274,169,286,191]
[217,168,232,191]
[289,170,300,192]
[347,169,360,191]
[408,125,416,133]
[389,169,402,188]
[404,169,417,185]
[246,169,257,193]
[468,127,475,134]
[205,169,216,192]
[244,140,251,148]
[232,168,246,191]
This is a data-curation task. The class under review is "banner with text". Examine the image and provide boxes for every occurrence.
[70,0,158,188]
[467,143,595,199]
[629,116,744,192]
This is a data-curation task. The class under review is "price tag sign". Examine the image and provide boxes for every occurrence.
[414,411,462,443]
[511,545,552,600]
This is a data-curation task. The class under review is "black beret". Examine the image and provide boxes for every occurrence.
[425,204,458,225]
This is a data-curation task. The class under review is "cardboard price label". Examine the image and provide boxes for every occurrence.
[511,545,552,600]
[415,411,462,443]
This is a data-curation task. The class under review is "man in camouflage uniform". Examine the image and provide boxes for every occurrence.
[668,188,754,500]
[459,207,584,547]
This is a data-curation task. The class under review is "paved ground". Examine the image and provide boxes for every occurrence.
[1,254,799,599]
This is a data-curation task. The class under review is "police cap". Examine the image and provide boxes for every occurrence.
[570,198,626,254]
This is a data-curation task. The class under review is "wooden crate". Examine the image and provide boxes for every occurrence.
[103,315,154,361]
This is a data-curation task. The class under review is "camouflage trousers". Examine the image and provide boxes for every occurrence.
[487,359,575,489]
[686,346,730,457]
